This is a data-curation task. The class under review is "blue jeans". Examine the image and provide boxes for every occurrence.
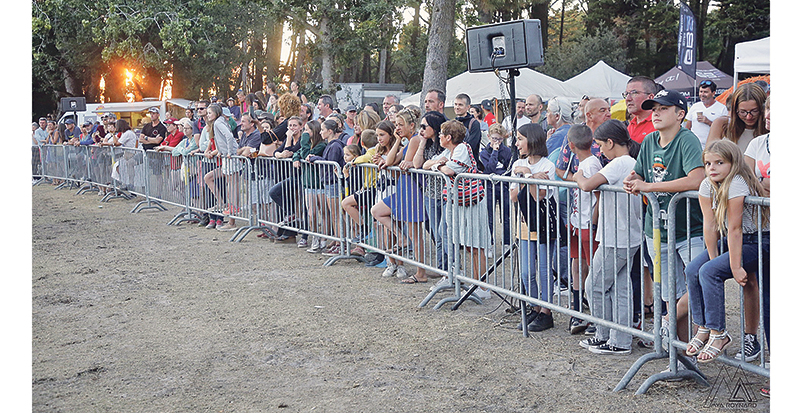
[685,233,770,331]
[486,183,510,245]
[424,196,447,270]
[519,239,556,303]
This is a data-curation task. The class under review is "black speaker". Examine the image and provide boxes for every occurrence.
[465,20,544,73]
[60,97,86,112]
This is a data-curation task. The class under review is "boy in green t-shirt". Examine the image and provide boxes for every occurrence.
[623,89,705,346]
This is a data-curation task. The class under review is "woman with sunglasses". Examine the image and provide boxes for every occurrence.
[707,83,768,153]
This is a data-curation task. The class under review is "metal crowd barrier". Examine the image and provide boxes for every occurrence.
[32,146,43,178]
[33,146,770,396]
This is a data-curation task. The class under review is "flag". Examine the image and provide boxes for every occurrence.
[678,2,697,79]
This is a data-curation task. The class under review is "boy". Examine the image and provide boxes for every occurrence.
[567,125,601,334]
[623,89,705,348]
[341,129,380,257]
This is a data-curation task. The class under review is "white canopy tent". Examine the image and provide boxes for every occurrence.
[400,68,583,108]
[563,60,631,102]
[733,36,770,81]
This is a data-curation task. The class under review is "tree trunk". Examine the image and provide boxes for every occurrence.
[420,0,456,107]
[253,35,264,93]
[264,21,284,84]
[294,35,306,84]
[379,48,387,84]
[319,12,335,93]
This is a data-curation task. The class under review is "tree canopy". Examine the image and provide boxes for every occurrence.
[32,0,770,119]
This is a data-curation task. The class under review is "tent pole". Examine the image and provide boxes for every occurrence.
[508,68,520,163]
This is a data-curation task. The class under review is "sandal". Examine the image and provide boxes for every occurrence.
[643,303,655,318]
[698,330,732,363]
[400,275,427,284]
[686,326,710,356]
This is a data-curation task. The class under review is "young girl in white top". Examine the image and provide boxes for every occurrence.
[684,139,770,363]
[509,123,559,332]
[574,119,642,354]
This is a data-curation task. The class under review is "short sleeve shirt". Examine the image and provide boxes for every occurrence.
[141,122,167,150]
[698,175,768,234]
[744,133,770,180]
[627,113,655,144]
[597,155,642,247]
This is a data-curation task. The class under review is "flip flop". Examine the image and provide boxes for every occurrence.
[400,275,427,284]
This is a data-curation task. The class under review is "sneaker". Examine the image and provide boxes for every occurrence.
[528,312,554,332]
[430,276,452,292]
[570,317,590,335]
[205,220,217,229]
[734,333,761,362]
[517,310,541,330]
[585,323,597,336]
[589,343,632,355]
[216,219,223,228]
[395,265,409,279]
[296,238,308,248]
[322,245,342,257]
[198,215,210,227]
[382,263,398,277]
[363,253,384,267]
[350,246,366,256]
[580,337,607,350]
[306,237,322,253]
[472,287,491,300]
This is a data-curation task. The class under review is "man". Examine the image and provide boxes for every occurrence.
[453,93,483,170]
[480,99,496,126]
[624,76,658,144]
[383,94,400,119]
[33,117,48,146]
[344,105,357,138]
[524,94,549,132]
[64,118,80,142]
[192,100,210,143]
[623,89,705,347]
[423,89,445,114]
[317,94,334,119]
[555,98,610,180]
[300,103,314,126]
[139,107,167,150]
[684,80,727,147]
[501,99,530,143]
[78,121,96,145]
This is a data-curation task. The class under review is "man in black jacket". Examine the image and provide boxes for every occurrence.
[453,93,484,171]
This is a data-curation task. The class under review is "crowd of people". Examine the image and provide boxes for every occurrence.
[33,78,771,393]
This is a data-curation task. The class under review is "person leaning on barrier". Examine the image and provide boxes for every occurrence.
[414,111,448,274]
[203,103,240,226]
[341,129,379,249]
[479,123,512,248]
[139,107,167,150]
[509,123,560,330]
[573,119,643,355]
[623,89,705,348]
[33,117,48,146]
[306,119,347,256]
[425,120,492,300]
[684,139,770,364]
[350,108,381,148]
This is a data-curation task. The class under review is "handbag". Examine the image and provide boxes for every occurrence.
[442,142,485,206]
[516,189,567,245]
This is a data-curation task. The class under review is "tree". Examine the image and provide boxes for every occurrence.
[420,0,456,107]
[707,0,770,75]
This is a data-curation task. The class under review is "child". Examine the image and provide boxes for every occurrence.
[307,119,346,256]
[574,119,642,355]
[341,130,379,245]
[509,123,562,332]
[684,139,769,363]
[297,120,327,252]
[566,124,602,335]
[623,89,705,347]
[479,123,512,247]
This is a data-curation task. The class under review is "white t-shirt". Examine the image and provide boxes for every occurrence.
[570,155,602,229]
[512,157,556,199]
[502,115,531,146]
[596,155,642,247]
[118,130,137,148]
[744,133,770,180]
[686,100,727,147]
[698,174,769,234]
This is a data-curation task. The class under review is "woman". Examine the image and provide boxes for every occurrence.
[307,119,347,254]
[414,111,448,272]
[202,104,240,228]
[349,109,381,147]
[423,120,492,299]
[297,120,328,252]
[290,81,308,104]
[545,97,574,155]
[708,83,768,153]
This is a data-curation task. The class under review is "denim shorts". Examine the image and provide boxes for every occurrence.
[323,183,340,199]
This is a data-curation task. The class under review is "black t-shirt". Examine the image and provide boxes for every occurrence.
[141,121,167,150]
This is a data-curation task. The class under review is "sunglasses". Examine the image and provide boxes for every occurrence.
[700,80,713,86]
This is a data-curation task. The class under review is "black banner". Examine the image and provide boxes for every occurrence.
[678,2,697,79]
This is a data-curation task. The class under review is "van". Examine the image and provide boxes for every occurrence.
[58,98,192,132]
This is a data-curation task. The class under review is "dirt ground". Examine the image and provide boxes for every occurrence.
[31,183,770,412]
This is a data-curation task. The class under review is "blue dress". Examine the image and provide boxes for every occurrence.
[382,145,427,222]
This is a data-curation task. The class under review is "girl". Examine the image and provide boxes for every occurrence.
[573,119,642,354]
[707,83,768,153]
[307,119,346,256]
[414,111,448,273]
[684,139,770,363]
[296,120,328,252]
[509,123,559,329]
[202,104,239,228]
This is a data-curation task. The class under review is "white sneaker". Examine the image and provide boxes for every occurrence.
[306,237,322,253]
[382,263,398,277]
[472,287,491,300]
[395,265,409,279]
[430,276,452,291]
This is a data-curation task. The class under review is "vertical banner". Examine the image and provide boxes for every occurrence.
[678,2,697,79]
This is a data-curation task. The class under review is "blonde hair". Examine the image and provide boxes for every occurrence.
[277,93,301,119]
[703,139,769,232]
[488,123,507,139]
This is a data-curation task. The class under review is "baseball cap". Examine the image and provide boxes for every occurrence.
[164,117,178,125]
[641,89,687,113]
[82,120,93,127]
[346,105,357,112]
[148,106,160,113]
[39,117,47,121]
[481,99,492,110]
[64,118,75,125]
[106,113,117,120]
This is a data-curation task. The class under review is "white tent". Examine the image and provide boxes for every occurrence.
[563,60,631,102]
[733,36,770,81]
[400,68,583,108]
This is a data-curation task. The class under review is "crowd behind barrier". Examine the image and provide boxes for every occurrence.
[32,141,769,395]
[31,80,771,397]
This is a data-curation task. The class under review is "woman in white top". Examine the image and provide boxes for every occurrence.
[203,104,241,224]
[744,95,770,197]
[707,83,768,153]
